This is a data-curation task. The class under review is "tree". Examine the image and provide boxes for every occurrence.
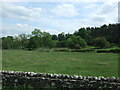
[94,37,111,48]
[52,34,58,40]
[66,35,87,49]
[42,32,54,48]
[65,33,72,40]
[27,30,55,50]
[58,32,65,41]
[0,38,2,49]
[32,29,42,37]
[74,28,93,45]
[30,29,43,48]
[27,36,38,50]
[1,23,119,50]
[56,41,66,47]
[18,34,29,49]
[57,32,66,47]
[12,36,22,49]
[2,36,14,49]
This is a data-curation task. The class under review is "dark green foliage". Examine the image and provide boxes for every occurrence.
[2,36,14,49]
[74,28,93,45]
[32,28,42,37]
[1,23,119,50]
[96,49,120,53]
[66,35,87,49]
[65,33,72,40]
[42,32,54,48]
[56,41,66,47]
[94,37,111,48]
[58,32,65,41]
[110,48,120,53]
[27,29,55,50]
[52,34,58,40]
[89,23,119,45]
[27,36,39,50]
[18,34,29,49]
[0,38,2,49]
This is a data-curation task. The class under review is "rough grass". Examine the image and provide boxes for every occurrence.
[2,50,118,77]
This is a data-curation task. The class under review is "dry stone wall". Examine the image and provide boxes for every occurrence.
[1,70,120,89]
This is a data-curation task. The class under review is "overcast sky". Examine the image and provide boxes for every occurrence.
[1,1,118,37]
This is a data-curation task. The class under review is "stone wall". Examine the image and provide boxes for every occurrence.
[1,70,120,89]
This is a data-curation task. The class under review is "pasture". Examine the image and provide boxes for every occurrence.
[2,50,118,77]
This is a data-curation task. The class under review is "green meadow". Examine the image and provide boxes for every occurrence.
[2,50,118,77]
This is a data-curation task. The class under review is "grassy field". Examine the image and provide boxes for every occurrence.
[2,50,118,77]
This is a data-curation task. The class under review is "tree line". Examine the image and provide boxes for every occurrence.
[1,23,119,50]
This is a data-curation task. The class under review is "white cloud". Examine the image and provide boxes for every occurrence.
[84,3,98,9]
[51,4,79,17]
[1,1,118,37]
[98,2,118,23]
[85,2,118,25]
[2,3,44,21]
[2,23,62,37]
[1,0,119,2]
[2,23,34,37]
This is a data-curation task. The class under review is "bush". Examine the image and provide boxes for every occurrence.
[72,49,95,52]
[96,48,120,53]
[110,48,120,53]
[94,37,111,48]
[66,35,87,49]
[96,50,110,53]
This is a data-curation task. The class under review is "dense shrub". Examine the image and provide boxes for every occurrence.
[110,48,120,53]
[66,35,87,49]
[96,50,111,53]
[94,37,111,48]
[96,49,120,53]
[72,49,95,52]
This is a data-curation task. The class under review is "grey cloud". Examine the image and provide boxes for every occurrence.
[92,15,106,22]
[99,2,118,15]
[118,2,120,22]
